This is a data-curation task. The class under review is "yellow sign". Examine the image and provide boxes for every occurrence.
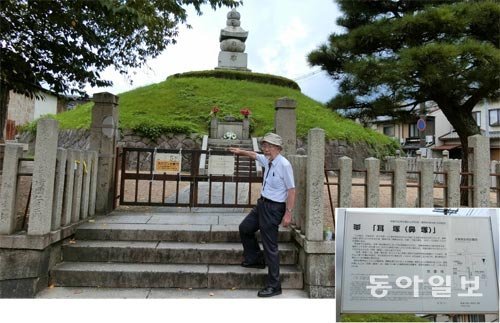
[154,153,181,173]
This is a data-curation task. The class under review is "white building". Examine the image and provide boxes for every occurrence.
[3,89,61,140]
[370,100,500,160]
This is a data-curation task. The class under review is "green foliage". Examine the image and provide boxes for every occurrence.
[17,114,56,136]
[309,0,500,154]
[0,0,241,140]
[169,70,301,90]
[342,313,430,322]
[132,122,191,140]
[49,76,398,157]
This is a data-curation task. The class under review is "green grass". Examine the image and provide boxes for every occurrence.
[341,313,430,322]
[46,74,398,156]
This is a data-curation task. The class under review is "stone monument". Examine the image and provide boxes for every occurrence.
[216,8,251,71]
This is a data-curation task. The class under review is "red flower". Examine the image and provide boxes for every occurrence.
[211,106,220,114]
[240,108,251,117]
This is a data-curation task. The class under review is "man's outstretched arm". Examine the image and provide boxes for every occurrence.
[228,147,257,160]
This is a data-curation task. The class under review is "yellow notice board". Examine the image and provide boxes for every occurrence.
[154,153,181,173]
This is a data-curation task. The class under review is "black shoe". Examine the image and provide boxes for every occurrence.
[241,260,266,269]
[258,286,282,297]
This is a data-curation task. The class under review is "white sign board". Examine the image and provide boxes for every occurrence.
[154,153,181,173]
[340,211,499,314]
[208,155,235,175]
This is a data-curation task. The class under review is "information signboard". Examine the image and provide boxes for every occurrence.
[154,153,181,173]
[339,211,499,314]
[208,155,235,175]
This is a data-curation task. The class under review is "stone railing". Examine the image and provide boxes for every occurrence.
[327,134,494,208]
[0,119,98,297]
[0,118,98,243]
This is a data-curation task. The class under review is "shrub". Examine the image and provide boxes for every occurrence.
[168,70,301,90]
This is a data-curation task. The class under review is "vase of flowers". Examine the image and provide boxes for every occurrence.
[240,108,251,118]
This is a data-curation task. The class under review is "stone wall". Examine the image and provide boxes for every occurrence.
[19,130,376,169]
[19,129,203,153]
[7,91,35,127]
[297,138,378,170]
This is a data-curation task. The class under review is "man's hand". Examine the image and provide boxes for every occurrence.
[228,147,240,154]
[281,210,292,227]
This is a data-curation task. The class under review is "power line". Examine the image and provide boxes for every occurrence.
[293,69,323,81]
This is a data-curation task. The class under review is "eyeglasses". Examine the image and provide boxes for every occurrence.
[261,143,276,149]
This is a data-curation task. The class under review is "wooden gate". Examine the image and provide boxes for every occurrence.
[114,147,263,208]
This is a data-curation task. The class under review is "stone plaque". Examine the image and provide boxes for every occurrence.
[154,153,181,173]
[208,155,235,175]
[339,211,499,314]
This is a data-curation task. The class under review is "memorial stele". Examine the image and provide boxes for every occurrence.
[216,8,251,71]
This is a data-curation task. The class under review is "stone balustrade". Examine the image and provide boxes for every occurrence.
[0,119,98,246]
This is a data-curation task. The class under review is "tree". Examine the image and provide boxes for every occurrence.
[308,0,500,169]
[0,0,240,141]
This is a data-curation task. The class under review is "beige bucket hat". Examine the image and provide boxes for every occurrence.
[261,132,283,148]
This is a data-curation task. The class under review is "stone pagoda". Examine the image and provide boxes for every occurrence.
[216,8,251,71]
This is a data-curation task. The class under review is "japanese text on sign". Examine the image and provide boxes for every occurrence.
[154,153,181,173]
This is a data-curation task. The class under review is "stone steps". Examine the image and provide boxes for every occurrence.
[74,223,292,242]
[62,240,297,265]
[50,262,303,289]
[36,286,308,298]
[46,212,304,293]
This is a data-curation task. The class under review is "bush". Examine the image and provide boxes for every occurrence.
[17,114,56,136]
[132,122,191,140]
[168,70,301,90]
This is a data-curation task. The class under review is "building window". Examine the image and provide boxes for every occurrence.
[489,109,500,126]
[472,111,481,127]
[383,125,395,137]
[409,123,418,137]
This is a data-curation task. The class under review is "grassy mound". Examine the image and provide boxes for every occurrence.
[32,73,398,156]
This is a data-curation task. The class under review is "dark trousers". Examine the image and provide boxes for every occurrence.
[239,198,285,289]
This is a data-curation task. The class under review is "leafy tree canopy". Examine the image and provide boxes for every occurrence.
[0,0,240,140]
[308,0,500,156]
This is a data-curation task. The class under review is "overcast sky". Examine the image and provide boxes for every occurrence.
[86,0,342,103]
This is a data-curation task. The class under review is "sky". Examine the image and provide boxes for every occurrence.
[85,0,343,104]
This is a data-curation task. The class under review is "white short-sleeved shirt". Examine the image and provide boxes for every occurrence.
[256,154,295,203]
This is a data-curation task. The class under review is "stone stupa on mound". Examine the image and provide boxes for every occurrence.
[215,8,251,71]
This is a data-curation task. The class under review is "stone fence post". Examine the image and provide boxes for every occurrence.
[468,135,490,207]
[0,144,24,234]
[496,163,500,207]
[51,148,67,231]
[274,97,296,156]
[338,156,352,207]
[305,128,324,241]
[90,92,119,214]
[289,155,307,233]
[443,159,461,207]
[418,158,434,208]
[365,158,380,207]
[28,119,58,235]
[392,158,407,208]
[298,128,334,298]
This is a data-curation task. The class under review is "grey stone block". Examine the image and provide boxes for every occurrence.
[51,262,209,288]
[208,265,303,289]
[62,241,296,265]
[74,223,211,242]
[307,285,335,298]
[0,276,48,298]
[304,254,334,287]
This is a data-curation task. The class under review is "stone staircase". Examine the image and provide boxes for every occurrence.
[44,210,305,297]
